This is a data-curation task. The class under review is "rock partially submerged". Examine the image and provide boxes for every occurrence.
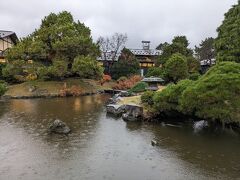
[151,140,158,146]
[49,119,71,134]
[106,104,125,116]
[122,104,143,122]
[193,120,208,133]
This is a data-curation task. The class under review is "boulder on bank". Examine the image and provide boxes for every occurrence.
[122,104,143,122]
[106,104,125,116]
[49,119,71,134]
[107,95,123,105]
[119,91,132,97]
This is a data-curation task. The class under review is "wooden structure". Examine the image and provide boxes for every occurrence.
[200,58,216,74]
[97,51,120,74]
[0,30,18,63]
[97,41,161,76]
[142,77,164,91]
[130,41,161,76]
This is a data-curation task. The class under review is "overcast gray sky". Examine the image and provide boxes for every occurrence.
[0,0,237,48]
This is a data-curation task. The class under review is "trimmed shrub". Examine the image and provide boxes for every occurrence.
[153,79,194,113]
[129,82,148,93]
[180,62,240,124]
[141,91,155,105]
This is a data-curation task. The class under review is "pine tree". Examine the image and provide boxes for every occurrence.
[215,1,240,63]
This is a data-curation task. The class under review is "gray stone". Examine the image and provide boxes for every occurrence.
[29,86,37,92]
[49,119,71,134]
[151,140,158,146]
[119,91,130,97]
[122,104,143,122]
[193,120,208,133]
[106,104,125,116]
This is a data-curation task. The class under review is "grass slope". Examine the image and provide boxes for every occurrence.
[5,78,115,97]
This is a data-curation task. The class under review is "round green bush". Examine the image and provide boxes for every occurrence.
[129,82,148,93]
[141,91,155,105]
[153,79,194,113]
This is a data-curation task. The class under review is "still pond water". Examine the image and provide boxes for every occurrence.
[0,94,240,180]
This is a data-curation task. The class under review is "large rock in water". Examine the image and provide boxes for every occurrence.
[106,104,125,116]
[49,120,71,134]
[122,104,143,122]
[193,120,208,133]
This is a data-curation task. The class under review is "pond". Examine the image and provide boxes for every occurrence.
[0,95,239,180]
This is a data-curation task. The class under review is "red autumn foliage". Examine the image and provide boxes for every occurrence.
[113,75,142,90]
[100,74,112,86]
[59,85,83,97]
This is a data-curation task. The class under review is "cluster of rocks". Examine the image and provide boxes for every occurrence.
[106,91,143,122]
[106,104,143,122]
[107,91,132,104]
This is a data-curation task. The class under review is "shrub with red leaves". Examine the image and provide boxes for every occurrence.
[100,74,112,86]
[113,75,142,90]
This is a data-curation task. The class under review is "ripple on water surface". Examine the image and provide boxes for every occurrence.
[0,95,239,180]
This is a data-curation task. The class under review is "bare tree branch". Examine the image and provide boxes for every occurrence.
[97,33,127,63]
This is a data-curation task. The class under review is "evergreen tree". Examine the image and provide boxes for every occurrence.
[215,1,240,63]
[110,48,140,80]
[195,37,215,61]
[6,11,99,64]
[165,53,189,83]
[157,36,193,65]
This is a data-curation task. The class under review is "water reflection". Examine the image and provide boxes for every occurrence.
[0,95,239,180]
[141,122,240,179]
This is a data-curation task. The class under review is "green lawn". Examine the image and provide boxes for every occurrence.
[4,78,115,97]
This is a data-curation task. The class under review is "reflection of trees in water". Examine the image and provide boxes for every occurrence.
[0,101,8,118]
[1,95,111,157]
[125,121,143,132]
[10,99,37,114]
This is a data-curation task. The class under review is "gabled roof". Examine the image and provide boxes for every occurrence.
[0,30,18,44]
[142,77,164,83]
[130,49,161,56]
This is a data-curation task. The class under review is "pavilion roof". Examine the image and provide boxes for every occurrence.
[142,77,164,82]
